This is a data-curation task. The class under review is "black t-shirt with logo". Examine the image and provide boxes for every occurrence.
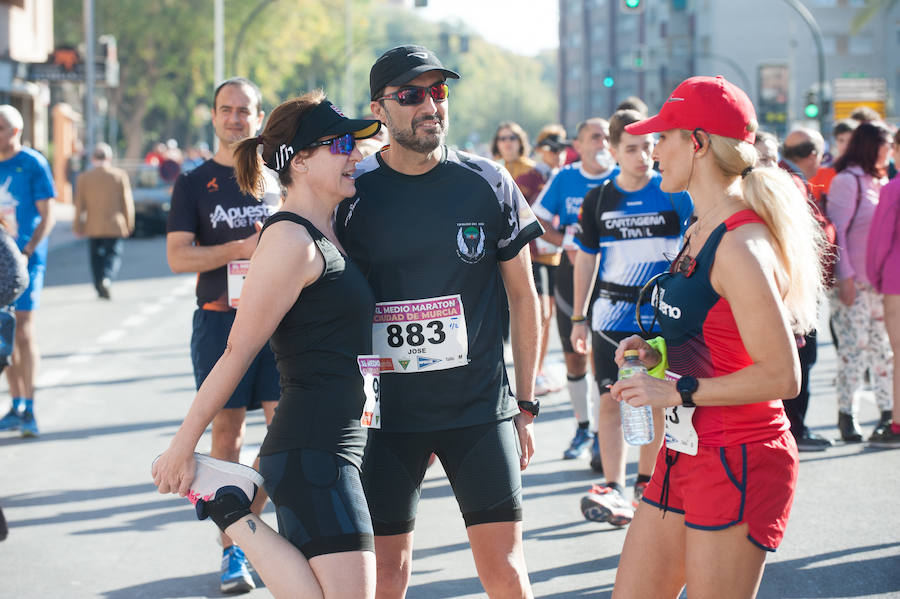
[336,146,544,432]
[167,159,279,309]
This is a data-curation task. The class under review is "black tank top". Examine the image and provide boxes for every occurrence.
[258,212,375,468]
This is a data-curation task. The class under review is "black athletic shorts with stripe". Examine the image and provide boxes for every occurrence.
[258,448,374,558]
[361,418,523,535]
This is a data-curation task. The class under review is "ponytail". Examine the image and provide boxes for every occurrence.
[234,136,265,198]
[709,134,825,334]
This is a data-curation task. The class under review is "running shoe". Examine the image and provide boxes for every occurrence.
[534,373,562,397]
[0,407,22,431]
[220,545,255,594]
[868,422,900,449]
[563,427,595,460]
[580,483,634,526]
[184,453,263,508]
[589,435,603,473]
[19,411,38,438]
[632,481,649,509]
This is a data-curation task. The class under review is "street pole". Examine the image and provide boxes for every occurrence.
[214,0,224,151]
[83,0,96,152]
[343,0,353,112]
[782,0,827,133]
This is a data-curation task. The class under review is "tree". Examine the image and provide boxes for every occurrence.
[851,0,898,34]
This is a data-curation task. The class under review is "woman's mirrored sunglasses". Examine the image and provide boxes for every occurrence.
[377,82,450,106]
[304,133,356,155]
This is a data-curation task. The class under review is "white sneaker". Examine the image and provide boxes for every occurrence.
[188,453,263,506]
[152,453,264,505]
[580,483,634,526]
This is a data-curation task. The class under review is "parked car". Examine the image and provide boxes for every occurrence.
[122,163,174,238]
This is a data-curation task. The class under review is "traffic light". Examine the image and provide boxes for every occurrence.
[620,0,644,14]
[633,45,646,69]
[804,90,820,119]
[603,75,615,88]
[414,0,428,6]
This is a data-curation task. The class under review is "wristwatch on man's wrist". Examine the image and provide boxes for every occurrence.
[517,399,540,417]
[676,376,698,408]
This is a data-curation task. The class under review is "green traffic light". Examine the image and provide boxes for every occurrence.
[625,0,640,7]
[804,103,819,118]
[603,76,615,88]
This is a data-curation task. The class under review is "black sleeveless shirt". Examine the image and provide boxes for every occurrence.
[258,212,375,468]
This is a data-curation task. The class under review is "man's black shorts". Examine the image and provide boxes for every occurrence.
[361,419,523,535]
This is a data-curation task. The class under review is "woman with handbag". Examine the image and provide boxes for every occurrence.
[826,121,894,442]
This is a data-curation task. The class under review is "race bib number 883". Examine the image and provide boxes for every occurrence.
[373,294,468,373]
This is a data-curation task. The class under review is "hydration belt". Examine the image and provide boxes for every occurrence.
[596,281,641,304]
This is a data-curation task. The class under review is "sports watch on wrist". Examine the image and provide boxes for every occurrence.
[517,399,540,417]
[676,376,698,407]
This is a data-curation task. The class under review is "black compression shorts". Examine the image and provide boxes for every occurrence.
[258,448,374,558]
[361,419,523,535]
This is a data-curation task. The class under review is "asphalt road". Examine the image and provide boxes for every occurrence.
[0,230,897,598]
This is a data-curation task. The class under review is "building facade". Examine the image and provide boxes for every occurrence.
[0,0,54,151]
[558,0,900,140]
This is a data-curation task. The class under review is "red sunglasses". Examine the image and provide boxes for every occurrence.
[376,82,449,106]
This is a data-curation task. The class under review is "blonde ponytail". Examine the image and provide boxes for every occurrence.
[709,134,825,334]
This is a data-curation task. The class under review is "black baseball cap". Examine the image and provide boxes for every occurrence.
[535,134,570,152]
[369,44,460,100]
[264,100,380,172]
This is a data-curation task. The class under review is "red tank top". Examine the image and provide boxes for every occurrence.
[656,210,790,446]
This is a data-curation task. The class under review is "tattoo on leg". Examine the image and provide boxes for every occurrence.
[248,520,256,533]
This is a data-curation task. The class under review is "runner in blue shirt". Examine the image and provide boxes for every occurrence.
[533,118,618,466]
[0,105,56,438]
[571,109,692,526]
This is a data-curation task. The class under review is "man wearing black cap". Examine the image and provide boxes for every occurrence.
[165,77,281,594]
[336,45,543,598]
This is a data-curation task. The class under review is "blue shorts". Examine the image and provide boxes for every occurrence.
[13,263,44,312]
[190,308,280,410]
[258,448,374,558]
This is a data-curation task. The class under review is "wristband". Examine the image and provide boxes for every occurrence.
[646,336,668,380]
[570,315,587,323]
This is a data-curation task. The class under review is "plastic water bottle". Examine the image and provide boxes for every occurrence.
[619,350,654,445]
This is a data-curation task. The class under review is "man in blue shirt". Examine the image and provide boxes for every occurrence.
[533,118,618,466]
[0,105,56,438]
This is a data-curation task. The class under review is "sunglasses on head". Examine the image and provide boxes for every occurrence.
[377,82,449,106]
[304,133,356,155]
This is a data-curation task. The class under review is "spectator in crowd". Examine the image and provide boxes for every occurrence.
[73,142,135,299]
[754,131,779,168]
[616,96,648,117]
[525,125,570,395]
[777,128,835,452]
[867,158,900,447]
[811,119,857,201]
[827,121,894,443]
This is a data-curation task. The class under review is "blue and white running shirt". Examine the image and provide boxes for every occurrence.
[575,172,693,333]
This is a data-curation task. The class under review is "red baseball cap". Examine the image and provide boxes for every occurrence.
[625,76,757,143]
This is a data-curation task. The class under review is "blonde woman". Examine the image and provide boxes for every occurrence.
[608,76,825,598]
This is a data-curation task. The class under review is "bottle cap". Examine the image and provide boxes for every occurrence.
[624,350,640,358]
